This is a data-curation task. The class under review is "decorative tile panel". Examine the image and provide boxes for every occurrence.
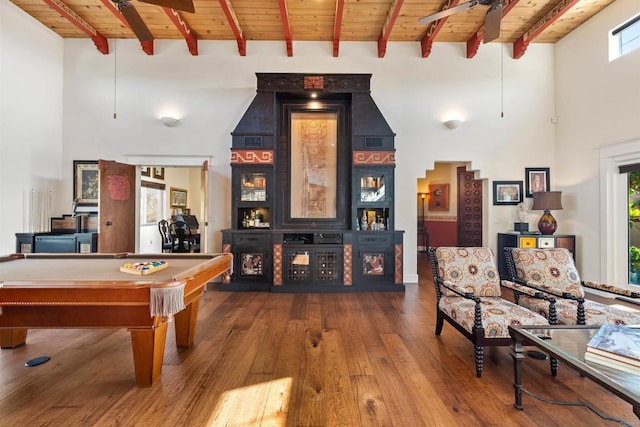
[273,243,282,285]
[343,244,352,285]
[231,150,274,165]
[395,243,403,285]
[353,151,395,165]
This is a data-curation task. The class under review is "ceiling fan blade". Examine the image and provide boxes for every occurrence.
[119,4,154,42]
[418,1,477,26]
[483,0,502,43]
[138,0,195,13]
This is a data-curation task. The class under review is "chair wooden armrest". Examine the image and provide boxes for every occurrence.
[511,277,581,301]
[582,280,640,298]
[501,279,545,298]
[437,278,478,300]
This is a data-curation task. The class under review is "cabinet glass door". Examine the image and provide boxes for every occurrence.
[240,173,267,202]
[359,174,386,202]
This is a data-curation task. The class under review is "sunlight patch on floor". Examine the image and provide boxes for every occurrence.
[207,377,292,426]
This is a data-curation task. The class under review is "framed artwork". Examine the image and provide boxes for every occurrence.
[363,254,385,275]
[493,181,523,205]
[140,181,166,225]
[428,183,449,211]
[241,253,263,275]
[73,160,99,205]
[170,187,188,208]
[290,111,338,219]
[141,166,151,177]
[153,167,165,180]
[525,167,550,198]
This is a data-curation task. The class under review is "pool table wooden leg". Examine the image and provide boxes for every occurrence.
[174,296,201,348]
[129,322,168,387]
[0,328,28,349]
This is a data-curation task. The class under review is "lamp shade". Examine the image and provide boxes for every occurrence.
[531,191,563,211]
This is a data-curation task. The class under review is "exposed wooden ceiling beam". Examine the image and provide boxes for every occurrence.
[42,0,108,54]
[333,0,345,57]
[217,0,245,56]
[466,0,520,59]
[98,0,154,55]
[378,0,404,58]
[513,0,580,59]
[163,8,198,55]
[278,0,293,56]
[420,0,460,58]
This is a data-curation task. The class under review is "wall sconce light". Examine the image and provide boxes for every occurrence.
[160,116,179,127]
[443,119,461,130]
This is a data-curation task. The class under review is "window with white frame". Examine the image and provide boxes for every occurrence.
[610,14,640,61]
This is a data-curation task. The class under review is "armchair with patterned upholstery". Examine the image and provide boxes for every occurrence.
[429,247,549,377]
[503,247,640,325]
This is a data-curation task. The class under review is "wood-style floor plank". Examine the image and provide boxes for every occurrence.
[0,257,638,426]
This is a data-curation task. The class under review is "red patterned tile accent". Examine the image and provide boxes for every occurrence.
[343,244,352,285]
[395,243,403,285]
[273,243,282,285]
[223,243,231,283]
[231,150,274,165]
[304,76,324,89]
[353,151,395,165]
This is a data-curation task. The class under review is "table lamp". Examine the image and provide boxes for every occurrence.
[532,191,563,235]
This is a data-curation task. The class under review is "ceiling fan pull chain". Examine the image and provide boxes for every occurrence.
[113,39,118,119]
[500,25,504,118]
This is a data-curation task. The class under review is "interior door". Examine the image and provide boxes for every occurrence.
[200,160,208,253]
[98,160,136,252]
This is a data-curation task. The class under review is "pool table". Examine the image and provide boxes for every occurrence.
[0,252,232,386]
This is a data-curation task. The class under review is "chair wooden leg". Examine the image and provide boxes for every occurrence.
[475,346,484,377]
[435,310,444,335]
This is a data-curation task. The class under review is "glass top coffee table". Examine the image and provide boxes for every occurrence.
[509,325,640,420]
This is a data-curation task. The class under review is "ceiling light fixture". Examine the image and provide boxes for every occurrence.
[443,119,461,130]
[160,116,179,127]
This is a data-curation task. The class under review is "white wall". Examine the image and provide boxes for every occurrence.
[1,0,560,282]
[0,0,64,255]
[555,0,640,283]
[59,39,555,282]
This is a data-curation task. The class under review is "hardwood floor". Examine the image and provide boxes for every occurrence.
[1,257,638,426]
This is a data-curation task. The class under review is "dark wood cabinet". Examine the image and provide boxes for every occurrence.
[221,73,404,292]
[497,233,576,278]
[16,232,98,254]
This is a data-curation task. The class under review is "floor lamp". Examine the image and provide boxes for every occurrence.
[418,193,429,252]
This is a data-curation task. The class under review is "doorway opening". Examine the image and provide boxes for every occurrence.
[417,162,484,253]
[138,166,203,253]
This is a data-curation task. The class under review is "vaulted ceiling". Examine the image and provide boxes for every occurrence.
[10,0,616,58]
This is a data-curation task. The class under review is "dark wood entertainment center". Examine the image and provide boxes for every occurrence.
[221,73,404,292]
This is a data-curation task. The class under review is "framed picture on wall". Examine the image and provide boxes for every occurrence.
[428,183,449,211]
[170,187,188,208]
[141,166,151,177]
[493,181,523,205]
[140,180,166,225]
[153,167,165,180]
[525,167,550,197]
[73,160,99,205]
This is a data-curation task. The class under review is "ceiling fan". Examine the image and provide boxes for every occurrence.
[418,0,503,43]
[111,0,195,42]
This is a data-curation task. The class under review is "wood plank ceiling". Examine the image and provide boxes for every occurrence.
[9,0,617,58]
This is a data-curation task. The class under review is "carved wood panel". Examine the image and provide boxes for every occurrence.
[457,166,482,247]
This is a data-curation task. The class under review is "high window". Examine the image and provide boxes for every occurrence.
[610,14,640,60]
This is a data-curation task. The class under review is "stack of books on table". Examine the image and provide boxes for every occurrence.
[585,323,640,375]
